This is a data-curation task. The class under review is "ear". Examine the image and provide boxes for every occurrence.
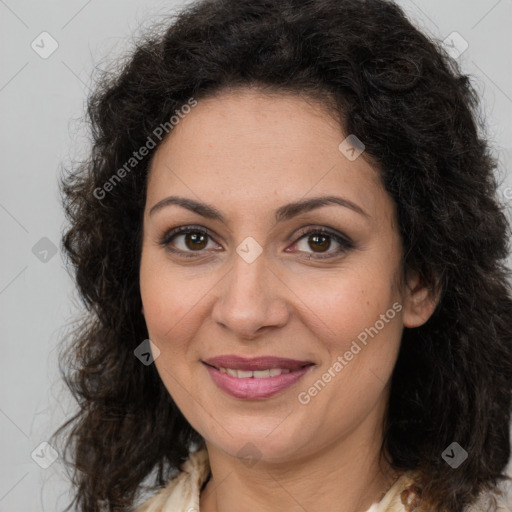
[402,270,440,328]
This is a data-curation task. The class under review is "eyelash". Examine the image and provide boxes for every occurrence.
[158,225,354,260]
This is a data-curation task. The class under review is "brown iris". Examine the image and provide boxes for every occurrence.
[185,231,208,250]
[308,233,331,253]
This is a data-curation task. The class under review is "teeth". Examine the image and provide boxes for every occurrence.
[217,367,292,378]
[253,369,270,378]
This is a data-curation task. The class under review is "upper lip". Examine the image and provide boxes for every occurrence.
[203,355,314,371]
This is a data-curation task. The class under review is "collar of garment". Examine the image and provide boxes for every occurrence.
[135,446,427,512]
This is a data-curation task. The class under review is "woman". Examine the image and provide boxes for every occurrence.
[54,0,512,511]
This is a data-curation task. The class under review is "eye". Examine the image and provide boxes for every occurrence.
[159,225,354,260]
[159,226,220,258]
[288,227,354,259]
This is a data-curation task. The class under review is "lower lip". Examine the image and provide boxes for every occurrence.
[203,363,314,400]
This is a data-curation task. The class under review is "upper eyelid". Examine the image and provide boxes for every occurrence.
[162,224,348,240]
[161,225,353,252]
[295,226,352,242]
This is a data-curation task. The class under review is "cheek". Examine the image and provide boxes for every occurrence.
[139,257,197,400]
[293,264,400,354]
[293,270,402,438]
[140,252,204,341]
[292,257,404,418]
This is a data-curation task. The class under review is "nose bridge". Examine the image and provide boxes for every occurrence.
[226,223,270,297]
[211,238,288,336]
[226,242,269,313]
[231,242,267,298]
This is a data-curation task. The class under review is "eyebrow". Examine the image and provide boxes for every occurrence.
[148,195,369,223]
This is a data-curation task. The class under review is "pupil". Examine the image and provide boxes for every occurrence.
[187,232,207,250]
[310,234,330,252]
[183,232,331,253]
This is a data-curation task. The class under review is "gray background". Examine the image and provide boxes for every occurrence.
[1,0,511,510]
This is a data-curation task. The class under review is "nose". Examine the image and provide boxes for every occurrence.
[211,246,290,340]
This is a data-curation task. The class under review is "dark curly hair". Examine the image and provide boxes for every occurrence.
[53,0,512,510]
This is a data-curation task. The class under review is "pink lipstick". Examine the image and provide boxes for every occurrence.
[202,355,315,400]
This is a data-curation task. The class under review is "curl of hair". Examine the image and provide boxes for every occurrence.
[54,0,512,510]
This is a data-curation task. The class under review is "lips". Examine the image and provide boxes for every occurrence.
[202,355,315,400]
[203,355,313,372]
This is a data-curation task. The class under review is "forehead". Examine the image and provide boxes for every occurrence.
[146,89,390,224]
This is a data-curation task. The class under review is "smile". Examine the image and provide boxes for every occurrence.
[215,367,292,378]
[202,356,315,399]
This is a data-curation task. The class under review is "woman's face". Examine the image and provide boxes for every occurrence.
[139,88,430,463]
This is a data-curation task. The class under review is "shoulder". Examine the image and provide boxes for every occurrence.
[135,446,210,512]
[366,471,422,512]
[134,449,512,512]
[369,472,512,512]
[465,478,512,512]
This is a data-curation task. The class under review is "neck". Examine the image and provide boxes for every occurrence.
[199,407,398,512]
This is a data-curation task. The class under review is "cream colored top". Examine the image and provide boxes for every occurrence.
[135,447,512,512]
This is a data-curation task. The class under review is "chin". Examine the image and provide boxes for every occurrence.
[203,425,313,465]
